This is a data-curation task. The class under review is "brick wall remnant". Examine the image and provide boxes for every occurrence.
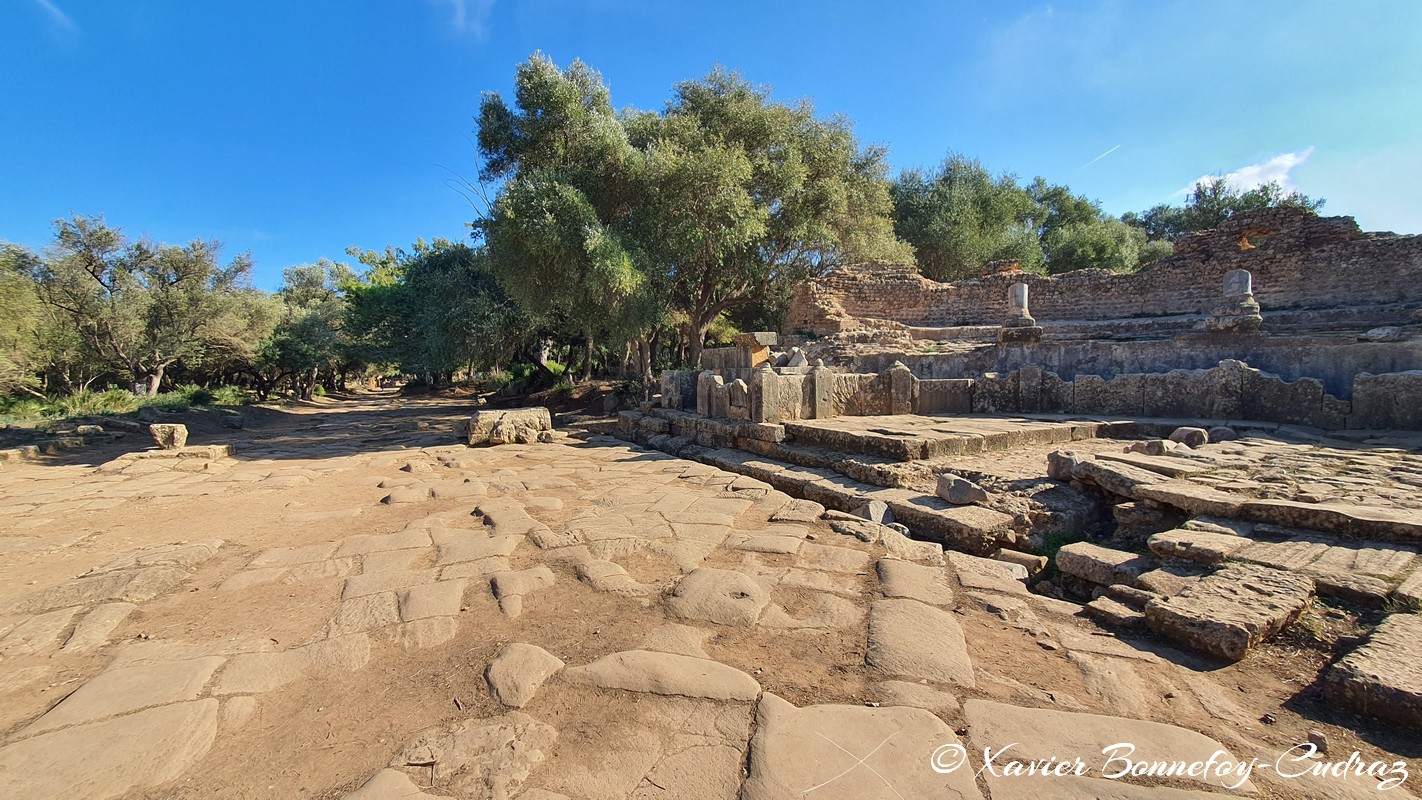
[785,209,1422,333]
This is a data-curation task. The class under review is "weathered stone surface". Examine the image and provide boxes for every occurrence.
[489,567,556,618]
[850,499,893,525]
[1239,499,1422,543]
[1133,480,1245,518]
[148,423,189,450]
[1168,426,1209,448]
[948,550,1029,595]
[468,407,552,446]
[666,568,770,626]
[742,693,982,800]
[874,680,960,715]
[485,643,564,708]
[1085,596,1145,630]
[1046,449,1083,480]
[936,474,987,505]
[0,606,81,655]
[11,565,190,613]
[875,559,955,607]
[1144,563,1314,661]
[865,599,974,687]
[963,699,1254,794]
[345,769,454,800]
[1147,529,1249,565]
[1071,458,1164,499]
[0,699,218,800]
[1324,613,1422,728]
[562,650,760,701]
[62,602,137,652]
[1055,542,1148,587]
[394,712,556,799]
[26,656,224,734]
[398,580,466,621]
[213,634,371,694]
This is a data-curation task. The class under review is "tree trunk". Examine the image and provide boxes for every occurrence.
[580,330,594,382]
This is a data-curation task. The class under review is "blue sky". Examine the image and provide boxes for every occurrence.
[4,1,1419,289]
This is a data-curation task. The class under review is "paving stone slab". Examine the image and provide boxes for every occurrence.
[62,602,137,652]
[1147,529,1250,565]
[741,693,982,800]
[963,699,1253,794]
[665,568,770,626]
[866,599,974,687]
[875,559,955,607]
[213,634,371,695]
[562,649,760,701]
[1055,542,1149,587]
[393,712,556,799]
[0,698,218,800]
[25,656,224,735]
[343,569,439,599]
[1324,612,1422,728]
[486,643,564,708]
[1144,563,1314,661]
[344,768,455,800]
[398,580,467,621]
[0,605,81,655]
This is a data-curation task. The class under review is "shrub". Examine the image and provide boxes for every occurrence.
[171,383,215,405]
[210,385,250,406]
[142,392,192,413]
[0,397,44,420]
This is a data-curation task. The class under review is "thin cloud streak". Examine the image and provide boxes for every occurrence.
[34,0,76,31]
[1079,144,1121,170]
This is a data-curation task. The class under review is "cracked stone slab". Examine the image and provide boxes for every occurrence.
[963,699,1254,794]
[213,634,371,695]
[393,712,556,799]
[436,535,521,566]
[486,643,565,708]
[574,560,660,597]
[665,568,770,626]
[1324,612,1422,727]
[0,606,81,656]
[1147,529,1250,565]
[741,693,982,800]
[24,656,224,735]
[796,542,872,573]
[639,623,713,658]
[342,569,438,599]
[0,698,219,800]
[562,649,760,701]
[489,566,556,618]
[10,566,190,614]
[62,603,135,652]
[335,529,432,557]
[866,599,975,687]
[398,580,467,621]
[344,769,455,799]
[876,559,956,607]
[1144,563,1314,661]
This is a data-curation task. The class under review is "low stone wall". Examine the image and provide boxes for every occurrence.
[785,208,1422,333]
[661,359,1422,431]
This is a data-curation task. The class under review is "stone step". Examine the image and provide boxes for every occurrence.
[780,414,1123,462]
[681,445,1020,555]
[1323,612,1422,728]
[1143,563,1315,661]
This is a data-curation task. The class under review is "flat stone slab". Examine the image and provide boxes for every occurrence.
[665,568,770,626]
[213,634,371,695]
[742,693,982,800]
[0,699,218,800]
[394,712,556,798]
[1072,458,1166,499]
[561,649,760,701]
[26,656,224,735]
[1134,480,1245,518]
[1147,529,1250,565]
[486,643,564,708]
[963,699,1254,794]
[1097,451,1212,478]
[1238,499,1422,544]
[345,769,455,800]
[1055,542,1149,587]
[0,606,81,655]
[1324,612,1422,727]
[1144,563,1314,661]
[398,580,467,621]
[63,602,137,652]
[876,559,955,607]
[866,599,974,687]
[948,551,1029,595]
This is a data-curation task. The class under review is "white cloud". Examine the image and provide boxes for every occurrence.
[34,0,76,31]
[431,0,495,38]
[1181,147,1315,195]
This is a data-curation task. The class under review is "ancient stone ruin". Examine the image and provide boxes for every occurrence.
[619,207,1422,736]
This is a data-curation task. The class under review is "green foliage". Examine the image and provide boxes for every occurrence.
[1040,530,1090,580]
[892,155,1044,280]
[1122,177,1325,242]
[210,385,250,405]
[1043,218,1149,274]
[140,391,192,413]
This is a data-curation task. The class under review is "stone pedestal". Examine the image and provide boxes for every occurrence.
[998,281,1044,343]
[1206,269,1263,333]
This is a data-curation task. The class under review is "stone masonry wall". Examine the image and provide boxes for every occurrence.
[785,209,1422,333]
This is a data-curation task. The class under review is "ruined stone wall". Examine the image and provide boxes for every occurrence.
[663,360,1422,431]
[785,209,1422,333]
